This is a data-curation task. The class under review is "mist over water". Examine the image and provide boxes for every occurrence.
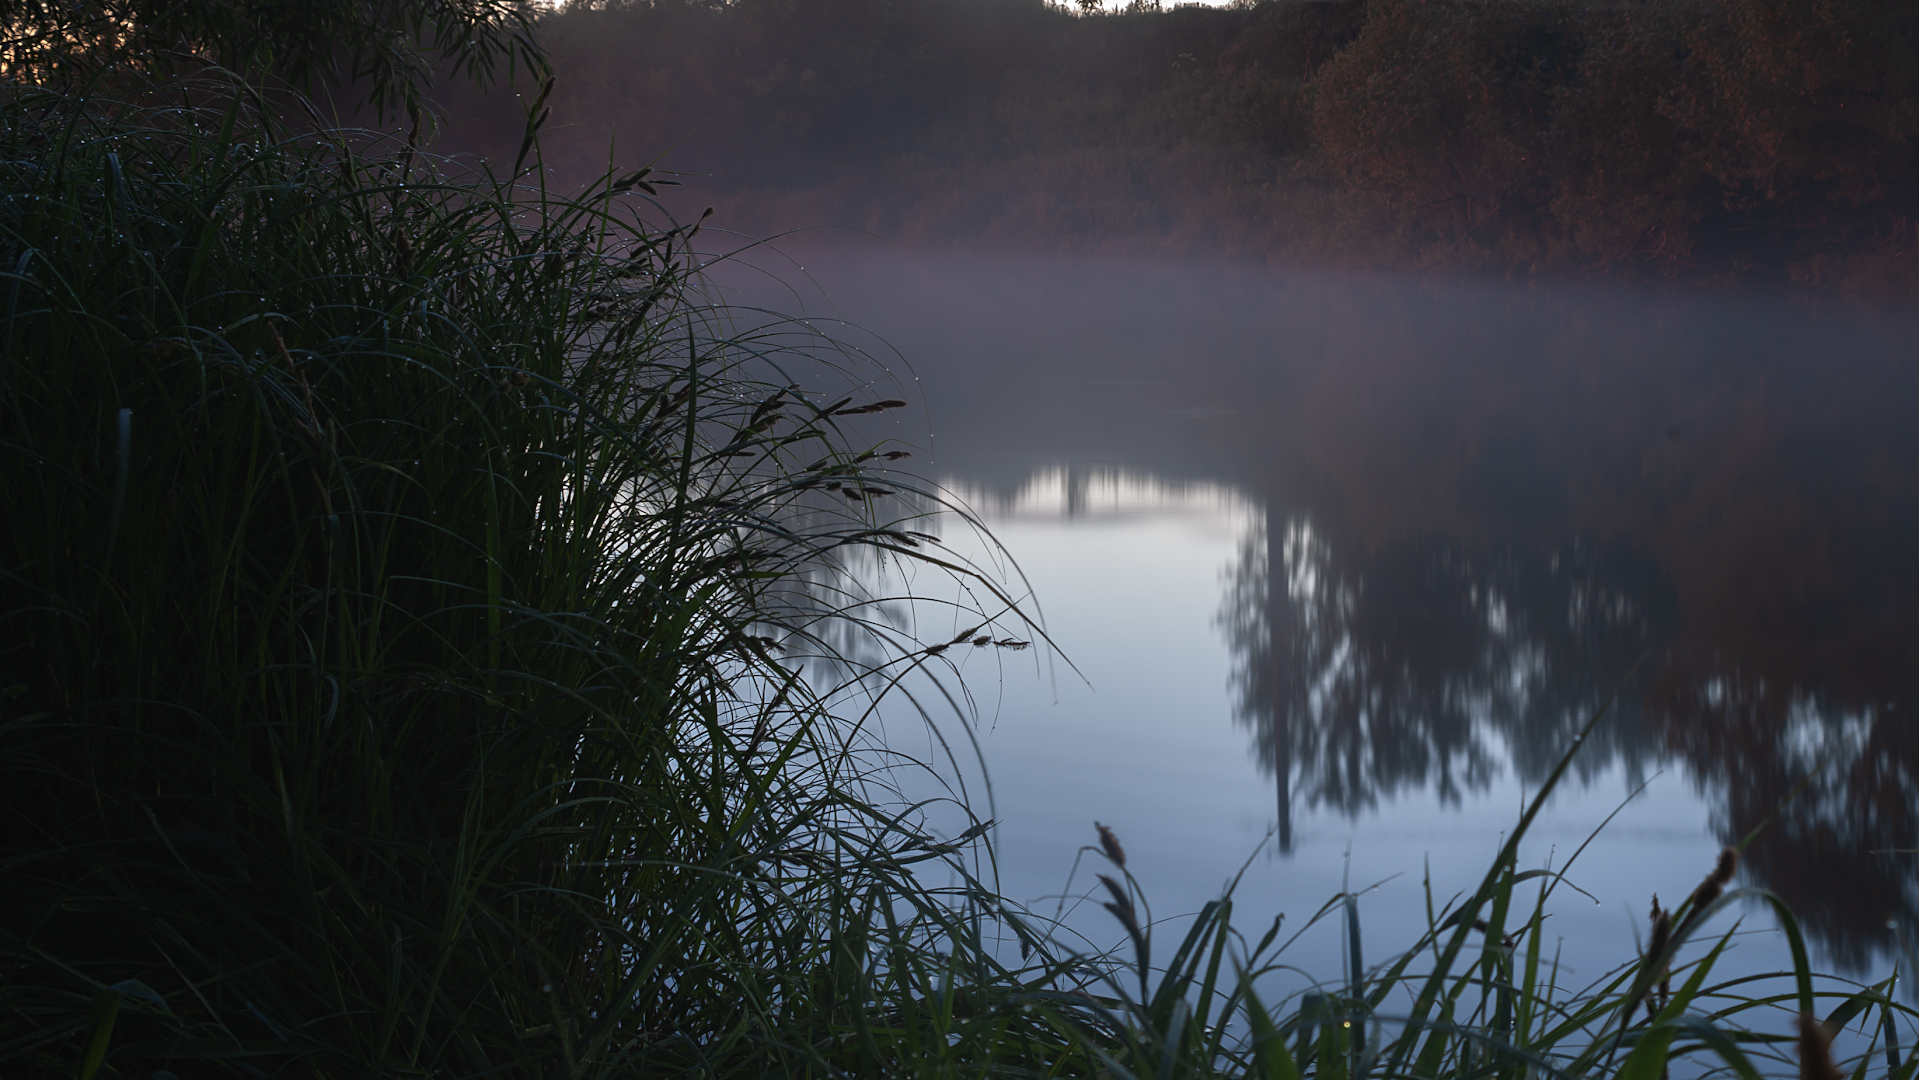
[713,242,1919,979]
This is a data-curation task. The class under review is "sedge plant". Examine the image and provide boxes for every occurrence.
[0,65,1063,1078]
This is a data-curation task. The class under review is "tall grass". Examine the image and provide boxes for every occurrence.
[0,67,1053,1077]
[2,60,1910,1080]
[1038,701,1919,1080]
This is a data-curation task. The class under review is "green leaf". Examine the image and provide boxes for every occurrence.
[1615,1023,1676,1080]
[73,989,120,1080]
[1242,980,1301,1080]
[1823,976,1895,1034]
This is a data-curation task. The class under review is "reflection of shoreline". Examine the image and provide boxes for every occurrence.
[1217,504,1916,973]
[1219,510,1667,830]
[727,250,1919,971]
[940,465,1254,524]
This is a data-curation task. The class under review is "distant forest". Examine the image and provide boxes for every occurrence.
[436,0,1919,291]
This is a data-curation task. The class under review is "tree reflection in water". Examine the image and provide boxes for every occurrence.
[1218,506,1671,852]
[716,250,1919,974]
[1220,502,1919,970]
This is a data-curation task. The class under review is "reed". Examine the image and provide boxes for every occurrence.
[0,66,1048,1078]
[970,698,1917,1080]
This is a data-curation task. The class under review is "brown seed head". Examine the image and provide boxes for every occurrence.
[1711,846,1739,887]
[1797,1014,1841,1080]
[1690,879,1723,918]
[1686,847,1740,923]
[1095,821,1126,868]
[1647,906,1672,976]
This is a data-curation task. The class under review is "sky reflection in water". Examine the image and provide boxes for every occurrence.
[724,246,1919,984]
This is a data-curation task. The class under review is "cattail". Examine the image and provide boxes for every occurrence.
[1798,1014,1842,1080]
[1095,821,1126,868]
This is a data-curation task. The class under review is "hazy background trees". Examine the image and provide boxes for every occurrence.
[427,0,1919,291]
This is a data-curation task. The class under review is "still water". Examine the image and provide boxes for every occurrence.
[724,246,1919,992]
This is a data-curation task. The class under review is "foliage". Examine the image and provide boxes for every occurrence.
[1312,0,1919,275]
[0,0,543,111]
[461,0,1919,289]
[0,66,1049,1076]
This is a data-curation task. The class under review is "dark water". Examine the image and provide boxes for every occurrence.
[721,245,1919,982]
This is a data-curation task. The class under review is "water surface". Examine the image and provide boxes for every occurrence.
[725,246,1919,987]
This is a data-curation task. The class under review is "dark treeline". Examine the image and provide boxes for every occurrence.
[434,0,1919,292]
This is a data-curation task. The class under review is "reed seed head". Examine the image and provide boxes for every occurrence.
[1095,821,1126,868]
[1096,872,1143,946]
[1685,847,1740,924]
[1647,904,1671,975]
[1711,846,1739,887]
[1798,1014,1842,1080]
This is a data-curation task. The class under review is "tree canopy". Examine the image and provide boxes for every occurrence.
[0,0,544,111]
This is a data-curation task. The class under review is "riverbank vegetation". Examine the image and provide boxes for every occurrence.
[443,0,1919,295]
[2,1,1914,1077]
[0,7,1038,1073]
